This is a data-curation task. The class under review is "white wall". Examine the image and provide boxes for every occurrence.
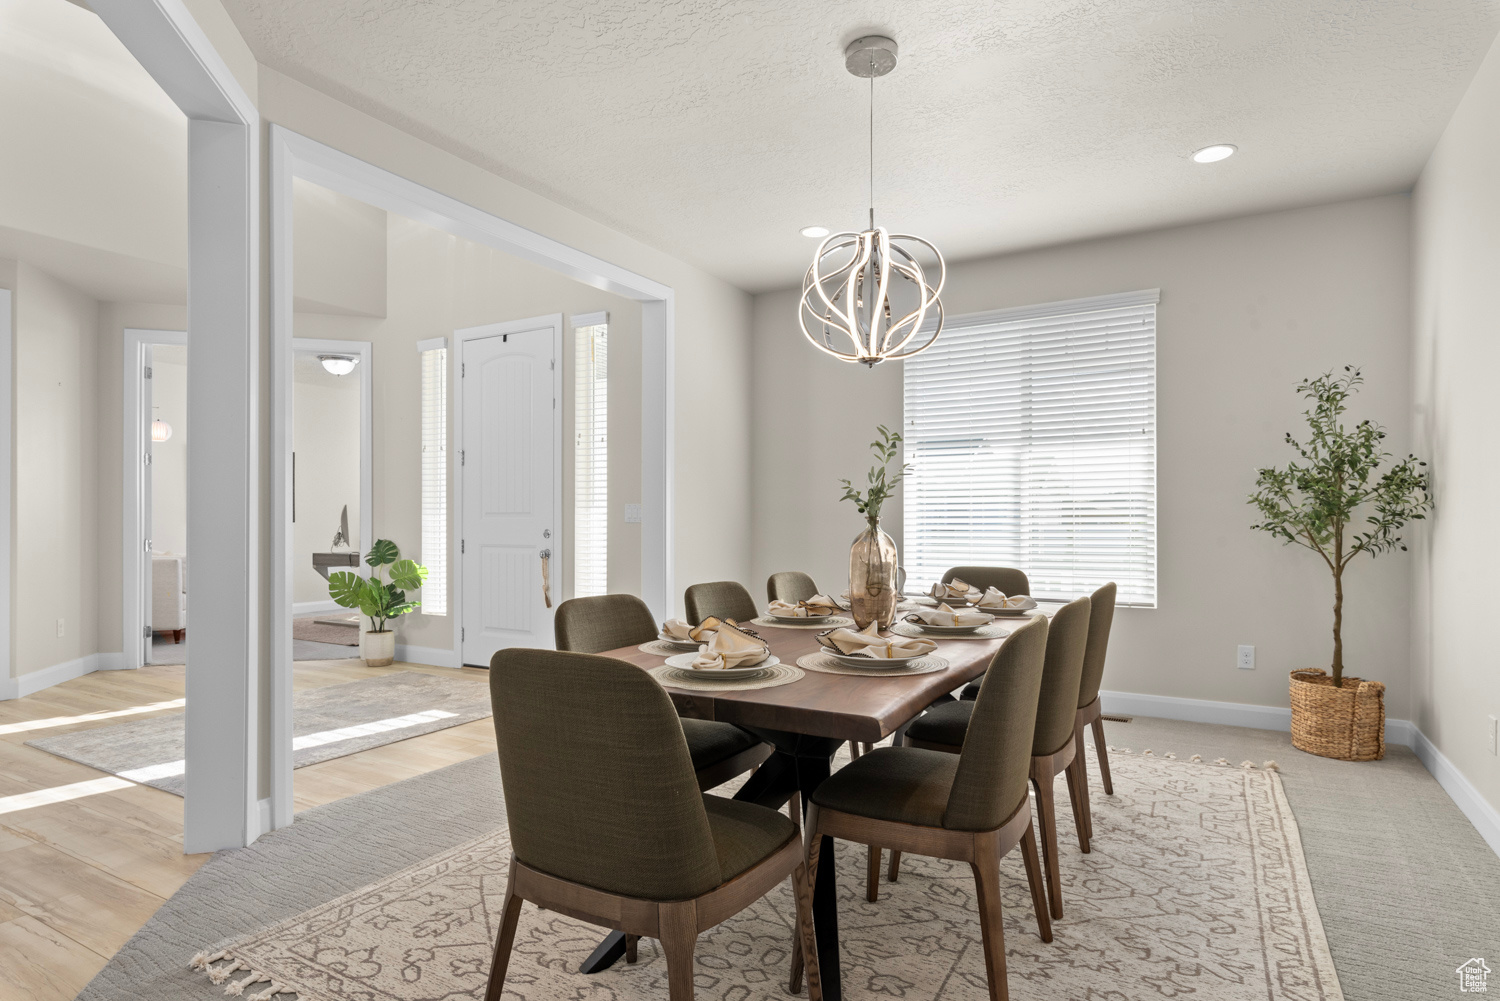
[150,346,187,557]
[292,354,360,604]
[12,261,100,676]
[752,194,1415,718]
[1412,33,1500,817]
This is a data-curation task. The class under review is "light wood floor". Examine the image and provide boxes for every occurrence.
[0,659,496,1001]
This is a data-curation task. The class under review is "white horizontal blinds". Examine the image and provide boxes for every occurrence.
[573,318,608,597]
[419,341,449,615]
[903,291,1158,606]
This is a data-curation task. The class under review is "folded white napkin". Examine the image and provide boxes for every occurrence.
[909,602,993,628]
[929,579,980,603]
[818,621,938,659]
[661,618,696,641]
[767,594,839,618]
[692,621,770,670]
[976,587,1038,611]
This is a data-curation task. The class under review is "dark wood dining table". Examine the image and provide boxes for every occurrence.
[585,611,1043,1001]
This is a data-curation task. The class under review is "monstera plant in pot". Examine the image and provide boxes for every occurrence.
[329,540,429,667]
[841,424,910,629]
[1248,368,1430,761]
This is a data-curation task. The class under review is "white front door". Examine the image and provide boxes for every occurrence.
[460,318,560,666]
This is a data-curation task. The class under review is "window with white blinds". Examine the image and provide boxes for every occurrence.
[418,339,448,615]
[902,290,1158,606]
[573,315,608,597]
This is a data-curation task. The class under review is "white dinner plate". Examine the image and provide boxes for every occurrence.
[657,634,702,649]
[905,618,992,634]
[978,607,1035,617]
[823,651,922,670]
[663,652,781,678]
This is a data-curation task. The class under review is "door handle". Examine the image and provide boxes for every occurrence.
[539,548,553,608]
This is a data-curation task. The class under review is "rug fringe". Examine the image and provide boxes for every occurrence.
[191,952,292,1000]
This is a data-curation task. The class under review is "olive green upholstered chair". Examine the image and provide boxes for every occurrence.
[766,571,819,604]
[901,595,1093,920]
[486,648,822,1001]
[1072,582,1118,840]
[684,580,760,625]
[553,593,771,792]
[943,565,1030,597]
[788,616,1053,1001]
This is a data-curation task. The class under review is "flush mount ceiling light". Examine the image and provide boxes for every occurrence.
[800,226,831,238]
[799,35,946,367]
[1191,144,1237,163]
[319,354,359,376]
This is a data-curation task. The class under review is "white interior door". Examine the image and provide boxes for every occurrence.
[460,319,560,665]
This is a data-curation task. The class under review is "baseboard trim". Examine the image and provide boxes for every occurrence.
[1099,688,1497,860]
[2,652,129,700]
[394,644,461,669]
[293,599,343,616]
[1410,729,1500,858]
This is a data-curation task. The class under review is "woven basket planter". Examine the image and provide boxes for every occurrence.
[1289,669,1385,761]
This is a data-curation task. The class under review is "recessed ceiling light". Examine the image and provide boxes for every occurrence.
[800,226,830,238]
[1191,144,1237,164]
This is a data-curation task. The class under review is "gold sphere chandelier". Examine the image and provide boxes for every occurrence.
[800,36,946,367]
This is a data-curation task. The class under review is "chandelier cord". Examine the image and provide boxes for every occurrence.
[868,61,874,231]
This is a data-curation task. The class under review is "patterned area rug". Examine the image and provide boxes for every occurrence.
[27,671,491,797]
[191,753,1342,1000]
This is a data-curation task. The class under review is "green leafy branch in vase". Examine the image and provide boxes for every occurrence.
[328,538,429,633]
[840,424,911,526]
[1248,367,1430,685]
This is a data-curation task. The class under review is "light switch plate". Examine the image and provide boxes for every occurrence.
[1237,645,1255,670]
[623,504,642,524]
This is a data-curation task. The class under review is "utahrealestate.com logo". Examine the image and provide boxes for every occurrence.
[1458,958,1491,993]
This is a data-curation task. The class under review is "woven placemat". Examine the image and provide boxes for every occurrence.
[796,651,948,677]
[638,640,698,656]
[892,621,1011,640]
[649,663,804,692]
[748,615,854,630]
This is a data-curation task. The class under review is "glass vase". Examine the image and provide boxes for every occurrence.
[849,518,899,629]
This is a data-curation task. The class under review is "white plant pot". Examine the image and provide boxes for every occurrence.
[362,629,395,667]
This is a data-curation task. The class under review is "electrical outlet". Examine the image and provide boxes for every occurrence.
[623,504,642,524]
[56,617,65,638]
[1237,645,1255,670]
[1489,715,1498,756]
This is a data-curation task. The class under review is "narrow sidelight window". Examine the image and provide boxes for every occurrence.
[573,314,608,597]
[418,338,448,615]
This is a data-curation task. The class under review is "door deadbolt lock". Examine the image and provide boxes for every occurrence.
[542,529,551,539]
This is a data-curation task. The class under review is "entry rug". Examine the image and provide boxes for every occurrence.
[27,671,491,797]
[190,753,1342,1000]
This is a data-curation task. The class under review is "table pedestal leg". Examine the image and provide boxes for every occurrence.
[580,930,626,974]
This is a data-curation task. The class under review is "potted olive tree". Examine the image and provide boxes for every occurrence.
[328,539,429,667]
[1248,367,1430,760]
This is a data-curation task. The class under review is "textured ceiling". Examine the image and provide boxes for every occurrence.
[223,0,1500,292]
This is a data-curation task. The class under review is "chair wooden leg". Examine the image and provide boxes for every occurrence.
[1073,726,1093,844]
[789,807,822,995]
[970,837,1010,1001]
[1090,716,1113,795]
[788,791,801,822]
[625,934,639,963]
[791,860,823,1001]
[1019,821,1052,943]
[658,901,699,1001]
[1065,752,1091,854]
[483,861,525,1001]
[887,849,902,883]
[866,846,881,902]
[1032,773,1063,919]
[849,740,861,760]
